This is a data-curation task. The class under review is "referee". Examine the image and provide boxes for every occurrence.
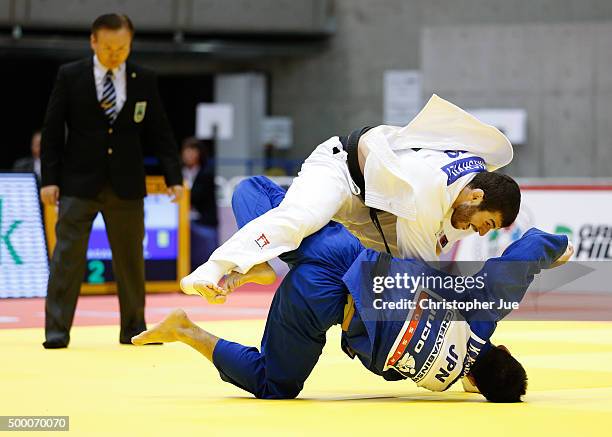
[41,13,183,348]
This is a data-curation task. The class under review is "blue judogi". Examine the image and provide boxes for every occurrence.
[342,228,568,390]
[213,177,363,399]
[212,176,568,398]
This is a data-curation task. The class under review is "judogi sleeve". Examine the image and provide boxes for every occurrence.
[231,176,364,268]
[384,228,567,322]
[464,228,568,322]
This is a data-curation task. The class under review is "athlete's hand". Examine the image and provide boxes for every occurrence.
[40,185,60,205]
[550,241,574,269]
[461,376,480,394]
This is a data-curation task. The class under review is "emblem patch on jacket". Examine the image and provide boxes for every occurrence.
[255,233,270,249]
[436,229,449,249]
[134,101,147,123]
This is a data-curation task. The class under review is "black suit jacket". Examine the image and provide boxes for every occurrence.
[41,57,182,199]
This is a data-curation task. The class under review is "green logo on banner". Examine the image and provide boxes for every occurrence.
[0,198,24,265]
[554,225,573,237]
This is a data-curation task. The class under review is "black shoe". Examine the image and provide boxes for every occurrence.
[43,338,69,349]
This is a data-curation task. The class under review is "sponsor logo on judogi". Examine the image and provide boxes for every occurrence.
[385,289,455,382]
[441,156,486,185]
[386,292,425,367]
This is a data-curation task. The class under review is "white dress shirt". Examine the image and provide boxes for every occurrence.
[33,158,41,181]
[93,55,127,114]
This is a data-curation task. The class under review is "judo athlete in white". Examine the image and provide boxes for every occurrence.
[181,95,521,303]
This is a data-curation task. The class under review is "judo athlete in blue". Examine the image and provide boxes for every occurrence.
[133,177,572,403]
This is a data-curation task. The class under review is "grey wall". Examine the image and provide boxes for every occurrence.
[260,0,612,177]
[422,22,612,177]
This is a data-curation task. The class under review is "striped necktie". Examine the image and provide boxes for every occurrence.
[101,70,117,124]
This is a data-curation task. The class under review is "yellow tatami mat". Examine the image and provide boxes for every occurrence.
[1,320,612,436]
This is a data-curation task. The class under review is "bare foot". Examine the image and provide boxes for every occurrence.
[132,309,193,345]
[225,262,277,293]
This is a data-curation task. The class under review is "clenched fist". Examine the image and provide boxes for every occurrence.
[40,185,60,205]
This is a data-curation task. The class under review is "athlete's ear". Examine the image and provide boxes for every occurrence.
[498,344,510,353]
[470,188,484,204]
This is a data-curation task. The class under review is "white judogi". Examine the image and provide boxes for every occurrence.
[335,147,487,259]
[360,94,513,221]
[185,95,513,286]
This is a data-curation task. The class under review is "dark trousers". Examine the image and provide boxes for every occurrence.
[44,186,146,346]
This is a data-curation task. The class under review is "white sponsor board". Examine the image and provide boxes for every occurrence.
[0,174,49,297]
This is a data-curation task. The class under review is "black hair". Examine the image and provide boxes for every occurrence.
[92,13,134,36]
[468,172,521,228]
[181,137,201,151]
[470,346,527,403]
